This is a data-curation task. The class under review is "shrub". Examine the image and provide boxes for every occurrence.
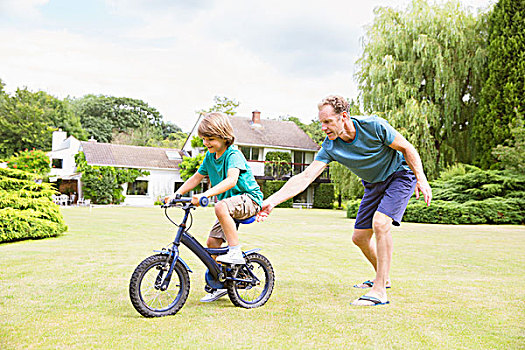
[75,152,149,204]
[345,167,525,225]
[313,183,334,209]
[6,149,50,177]
[0,168,67,243]
[263,181,292,208]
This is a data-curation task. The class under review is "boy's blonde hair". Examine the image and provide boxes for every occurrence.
[198,112,235,146]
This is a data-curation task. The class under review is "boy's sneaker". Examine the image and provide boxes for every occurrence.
[216,249,245,265]
[200,289,228,302]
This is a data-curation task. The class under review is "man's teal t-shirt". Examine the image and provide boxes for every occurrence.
[315,116,409,183]
[197,146,263,207]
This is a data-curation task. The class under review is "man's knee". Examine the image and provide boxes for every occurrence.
[372,212,392,235]
[352,229,373,246]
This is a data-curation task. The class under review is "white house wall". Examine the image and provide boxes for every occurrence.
[123,168,183,206]
[48,138,81,177]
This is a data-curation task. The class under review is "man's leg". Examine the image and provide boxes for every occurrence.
[352,228,376,269]
[352,211,392,305]
[352,227,391,288]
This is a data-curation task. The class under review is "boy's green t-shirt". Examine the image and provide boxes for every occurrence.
[197,146,263,207]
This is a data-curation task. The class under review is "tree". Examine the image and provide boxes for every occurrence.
[178,154,205,181]
[472,0,525,169]
[73,95,163,143]
[492,112,525,174]
[0,89,51,157]
[356,0,489,178]
[198,96,239,116]
[329,162,364,207]
[0,88,87,157]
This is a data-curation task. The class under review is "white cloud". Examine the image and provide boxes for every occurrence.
[0,0,49,18]
[0,0,495,133]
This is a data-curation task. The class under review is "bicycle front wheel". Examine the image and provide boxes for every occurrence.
[226,252,275,308]
[129,254,190,317]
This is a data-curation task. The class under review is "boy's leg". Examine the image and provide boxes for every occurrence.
[215,201,239,246]
[215,195,259,265]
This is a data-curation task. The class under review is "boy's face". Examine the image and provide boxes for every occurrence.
[202,136,227,154]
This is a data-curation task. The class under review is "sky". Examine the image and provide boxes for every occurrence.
[0,0,494,132]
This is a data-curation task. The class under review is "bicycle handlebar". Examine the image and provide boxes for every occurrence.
[161,196,209,208]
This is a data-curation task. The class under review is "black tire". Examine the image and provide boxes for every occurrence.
[129,254,190,317]
[226,253,275,308]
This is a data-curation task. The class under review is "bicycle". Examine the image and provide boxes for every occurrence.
[129,196,275,317]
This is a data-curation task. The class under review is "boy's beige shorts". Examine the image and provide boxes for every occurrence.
[209,194,260,241]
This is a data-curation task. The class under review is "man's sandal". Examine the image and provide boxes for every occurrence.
[351,295,390,306]
[353,280,391,289]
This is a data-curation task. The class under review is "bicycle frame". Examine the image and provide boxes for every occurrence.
[159,200,260,291]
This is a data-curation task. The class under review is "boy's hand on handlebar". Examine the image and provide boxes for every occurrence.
[163,193,181,205]
[192,194,207,206]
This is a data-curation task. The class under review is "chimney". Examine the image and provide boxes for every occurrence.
[52,129,67,151]
[252,110,261,124]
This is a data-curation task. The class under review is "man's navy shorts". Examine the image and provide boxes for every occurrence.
[354,170,417,229]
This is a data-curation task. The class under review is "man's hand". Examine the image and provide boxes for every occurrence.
[256,199,276,222]
[415,179,432,206]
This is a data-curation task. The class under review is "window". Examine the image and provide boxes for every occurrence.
[127,180,148,195]
[293,151,306,174]
[52,158,63,169]
[239,146,260,161]
[174,182,184,192]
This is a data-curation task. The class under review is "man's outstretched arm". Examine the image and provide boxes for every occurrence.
[257,160,327,221]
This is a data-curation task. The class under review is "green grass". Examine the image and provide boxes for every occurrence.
[1,207,524,349]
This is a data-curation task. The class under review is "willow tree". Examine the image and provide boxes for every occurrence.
[472,0,525,169]
[356,0,489,178]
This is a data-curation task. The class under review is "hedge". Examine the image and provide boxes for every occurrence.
[0,168,67,243]
[313,183,335,209]
[346,197,525,225]
[262,181,292,208]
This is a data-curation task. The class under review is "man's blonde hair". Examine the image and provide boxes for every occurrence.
[317,95,349,115]
[198,112,235,146]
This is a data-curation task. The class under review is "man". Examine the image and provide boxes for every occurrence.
[257,95,432,306]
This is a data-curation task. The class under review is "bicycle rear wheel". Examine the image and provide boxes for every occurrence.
[129,254,190,317]
[226,252,274,308]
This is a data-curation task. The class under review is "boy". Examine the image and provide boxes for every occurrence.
[165,112,263,302]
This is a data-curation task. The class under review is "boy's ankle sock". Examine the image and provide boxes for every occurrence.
[229,245,241,252]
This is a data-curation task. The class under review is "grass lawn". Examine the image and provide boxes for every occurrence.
[1,206,524,349]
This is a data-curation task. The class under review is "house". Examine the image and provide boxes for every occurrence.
[183,111,328,207]
[48,131,186,206]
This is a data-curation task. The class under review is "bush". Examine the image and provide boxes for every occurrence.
[313,183,334,209]
[345,165,525,225]
[346,199,361,219]
[75,152,149,204]
[6,149,50,177]
[263,181,292,208]
[403,198,524,225]
[0,168,67,243]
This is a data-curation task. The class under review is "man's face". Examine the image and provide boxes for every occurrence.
[318,105,344,140]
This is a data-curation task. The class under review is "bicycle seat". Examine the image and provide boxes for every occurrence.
[234,216,256,225]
